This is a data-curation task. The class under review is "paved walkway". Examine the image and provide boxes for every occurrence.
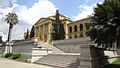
[0,58,54,68]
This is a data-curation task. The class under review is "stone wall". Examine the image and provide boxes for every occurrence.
[12,38,38,57]
[0,46,2,55]
[0,45,5,55]
[52,37,94,53]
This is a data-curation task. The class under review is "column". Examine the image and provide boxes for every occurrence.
[48,23,52,41]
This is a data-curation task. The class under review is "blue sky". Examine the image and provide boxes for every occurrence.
[10,0,103,19]
[0,0,104,41]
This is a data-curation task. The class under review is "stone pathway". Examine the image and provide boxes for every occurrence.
[0,58,54,68]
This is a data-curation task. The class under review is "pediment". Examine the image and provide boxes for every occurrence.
[35,18,51,25]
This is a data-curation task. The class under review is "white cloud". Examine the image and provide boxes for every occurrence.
[12,0,57,25]
[73,4,95,20]
[73,1,103,20]
[0,0,17,8]
[0,0,57,41]
[0,0,9,8]
[0,32,7,41]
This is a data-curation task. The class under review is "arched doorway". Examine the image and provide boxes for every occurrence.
[69,26,72,33]
[80,24,83,31]
[74,25,77,32]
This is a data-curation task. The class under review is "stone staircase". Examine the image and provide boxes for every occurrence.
[37,41,64,54]
[27,40,65,63]
[35,54,80,68]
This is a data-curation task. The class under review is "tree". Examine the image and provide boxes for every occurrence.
[30,26,35,38]
[5,13,18,53]
[5,13,19,42]
[0,36,3,43]
[51,10,65,40]
[88,0,120,49]
[25,29,29,40]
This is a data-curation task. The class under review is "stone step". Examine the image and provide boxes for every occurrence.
[37,41,64,54]
[35,54,80,68]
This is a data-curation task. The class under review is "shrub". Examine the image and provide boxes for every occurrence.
[4,53,13,58]
[12,53,21,59]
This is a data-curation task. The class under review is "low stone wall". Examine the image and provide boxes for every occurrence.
[27,48,53,63]
[0,46,2,55]
[52,37,94,53]
[53,37,93,45]
[12,38,38,57]
[0,45,5,55]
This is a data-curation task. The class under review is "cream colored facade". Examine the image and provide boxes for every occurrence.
[33,14,92,42]
[66,18,92,39]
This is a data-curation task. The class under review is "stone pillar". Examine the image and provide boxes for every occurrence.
[27,48,52,63]
[9,45,12,53]
[79,45,99,68]
[4,42,13,54]
[4,45,9,55]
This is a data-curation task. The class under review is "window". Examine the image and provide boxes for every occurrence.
[80,24,83,31]
[74,25,77,32]
[69,26,72,33]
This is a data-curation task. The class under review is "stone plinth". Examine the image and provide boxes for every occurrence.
[27,48,52,63]
[79,45,99,68]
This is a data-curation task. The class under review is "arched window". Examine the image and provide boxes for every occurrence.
[69,26,72,33]
[80,24,83,31]
[74,25,77,32]
[74,35,78,38]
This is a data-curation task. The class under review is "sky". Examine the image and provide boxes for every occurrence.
[0,0,104,41]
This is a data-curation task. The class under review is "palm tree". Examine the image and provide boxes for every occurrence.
[5,13,19,43]
[5,13,18,53]
[89,0,120,49]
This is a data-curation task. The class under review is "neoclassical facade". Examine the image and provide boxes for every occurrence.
[33,13,92,42]
[66,18,92,39]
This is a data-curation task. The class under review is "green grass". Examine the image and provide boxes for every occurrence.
[0,55,4,57]
[2,53,29,62]
[112,59,120,64]
[3,55,29,62]
[16,56,29,62]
